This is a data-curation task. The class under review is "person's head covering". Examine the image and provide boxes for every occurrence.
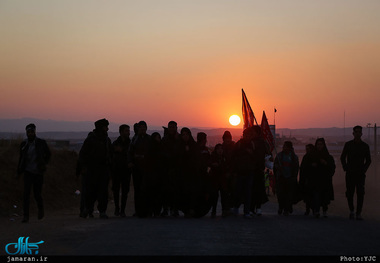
[243,128,251,139]
[315,137,330,156]
[151,132,161,141]
[283,141,294,151]
[222,131,232,141]
[315,137,326,147]
[25,123,36,131]
[94,118,109,129]
[213,143,223,154]
[197,132,207,143]
[180,127,195,143]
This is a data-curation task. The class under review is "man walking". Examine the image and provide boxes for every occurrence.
[128,121,150,217]
[79,118,112,219]
[340,125,371,220]
[161,121,181,217]
[17,123,51,223]
[112,124,132,217]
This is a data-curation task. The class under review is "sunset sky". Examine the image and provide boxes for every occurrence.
[1,0,379,129]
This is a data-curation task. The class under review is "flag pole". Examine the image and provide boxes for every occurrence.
[274,107,277,152]
[270,109,281,173]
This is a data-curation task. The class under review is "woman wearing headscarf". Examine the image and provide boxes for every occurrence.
[311,138,335,218]
[299,144,317,215]
[178,127,201,217]
[144,132,165,217]
[274,141,299,216]
[209,144,228,218]
[222,131,236,215]
[232,128,256,218]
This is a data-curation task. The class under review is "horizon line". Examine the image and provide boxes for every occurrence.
[0,117,363,132]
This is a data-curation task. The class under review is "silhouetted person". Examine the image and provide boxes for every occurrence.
[311,138,335,218]
[161,121,181,217]
[111,124,132,217]
[197,132,211,184]
[340,125,371,220]
[79,118,112,219]
[17,123,51,223]
[196,132,213,217]
[178,127,200,218]
[274,141,299,216]
[77,132,96,218]
[131,122,139,144]
[232,128,255,218]
[299,144,316,216]
[222,131,235,215]
[209,144,228,218]
[128,120,151,217]
[145,132,165,217]
[250,126,270,216]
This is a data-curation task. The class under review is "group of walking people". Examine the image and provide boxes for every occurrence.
[275,138,335,218]
[274,125,371,220]
[77,119,272,219]
[17,120,371,222]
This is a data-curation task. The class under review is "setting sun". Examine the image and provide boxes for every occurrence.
[229,115,241,126]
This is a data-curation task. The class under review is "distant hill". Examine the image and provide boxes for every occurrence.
[0,117,362,144]
[0,117,243,135]
[0,118,120,133]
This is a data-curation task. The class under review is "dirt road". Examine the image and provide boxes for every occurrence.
[1,198,379,263]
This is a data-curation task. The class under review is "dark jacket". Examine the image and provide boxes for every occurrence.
[233,138,255,175]
[112,136,131,171]
[79,130,112,174]
[178,139,200,177]
[18,138,51,175]
[210,151,227,186]
[198,145,211,176]
[162,133,181,170]
[146,137,165,179]
[340,140,371,175]
[299,151,317,190]
[314,151,335,202]
[314,152,335,186]
[252,137,270,172]
[222,141,235,174]
[127,134,151,168]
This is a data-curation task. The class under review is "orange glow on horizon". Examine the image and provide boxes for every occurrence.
[0,2,379,129]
